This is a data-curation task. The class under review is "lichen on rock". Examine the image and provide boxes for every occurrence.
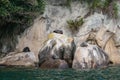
[38,32,75,68]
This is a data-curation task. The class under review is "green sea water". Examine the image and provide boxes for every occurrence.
[0,66,120,80]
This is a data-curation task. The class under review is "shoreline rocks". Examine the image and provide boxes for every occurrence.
[96,27,120,64]
[38,33,75,68]
[0,52,37,67]
[72,42,109,69]
[0,28,119,69]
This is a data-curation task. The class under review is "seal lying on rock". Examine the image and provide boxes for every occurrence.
[72,42,109,69]
[22,47,31,52]
[38,32,75,68]
[53,30,63,34]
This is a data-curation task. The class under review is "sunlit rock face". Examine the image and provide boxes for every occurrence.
[72,42,109,69]
[38,33,75,68]
[0,52,36,67]
[96,27,120,64]
[16,18,47,61]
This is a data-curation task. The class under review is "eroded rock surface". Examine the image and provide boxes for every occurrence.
[72,42,109,69]
[96,27,120,64]
[38,33,75,68]
[0,52,36,67]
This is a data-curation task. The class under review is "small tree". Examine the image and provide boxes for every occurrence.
[67,17,84,33]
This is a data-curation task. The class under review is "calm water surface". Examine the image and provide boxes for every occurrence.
[0,66,120,80]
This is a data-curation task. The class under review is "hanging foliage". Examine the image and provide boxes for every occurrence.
[0,0,45,53]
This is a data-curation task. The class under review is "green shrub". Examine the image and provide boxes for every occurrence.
[67,17,84,32]
[66,0,72,8]
[0,0,45,26]
[112,2,118,18]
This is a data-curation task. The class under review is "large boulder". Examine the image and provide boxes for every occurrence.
[96,27,120,64]
[72,42,109,69]
[38,33,75,68]
[0,52,36,67]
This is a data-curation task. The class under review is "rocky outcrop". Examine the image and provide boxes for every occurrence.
[0,0,120,69]
[96,27,120,64]
[72,42,109,69]
[38,32,75,68]
[0,52,36,67]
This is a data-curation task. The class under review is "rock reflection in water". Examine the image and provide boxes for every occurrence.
[0,66,120,80]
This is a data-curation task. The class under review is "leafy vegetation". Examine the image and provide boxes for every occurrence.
[0,0,45,27]
[67,17,84,32]
[0,0,45,53]
[66,0,72,8]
